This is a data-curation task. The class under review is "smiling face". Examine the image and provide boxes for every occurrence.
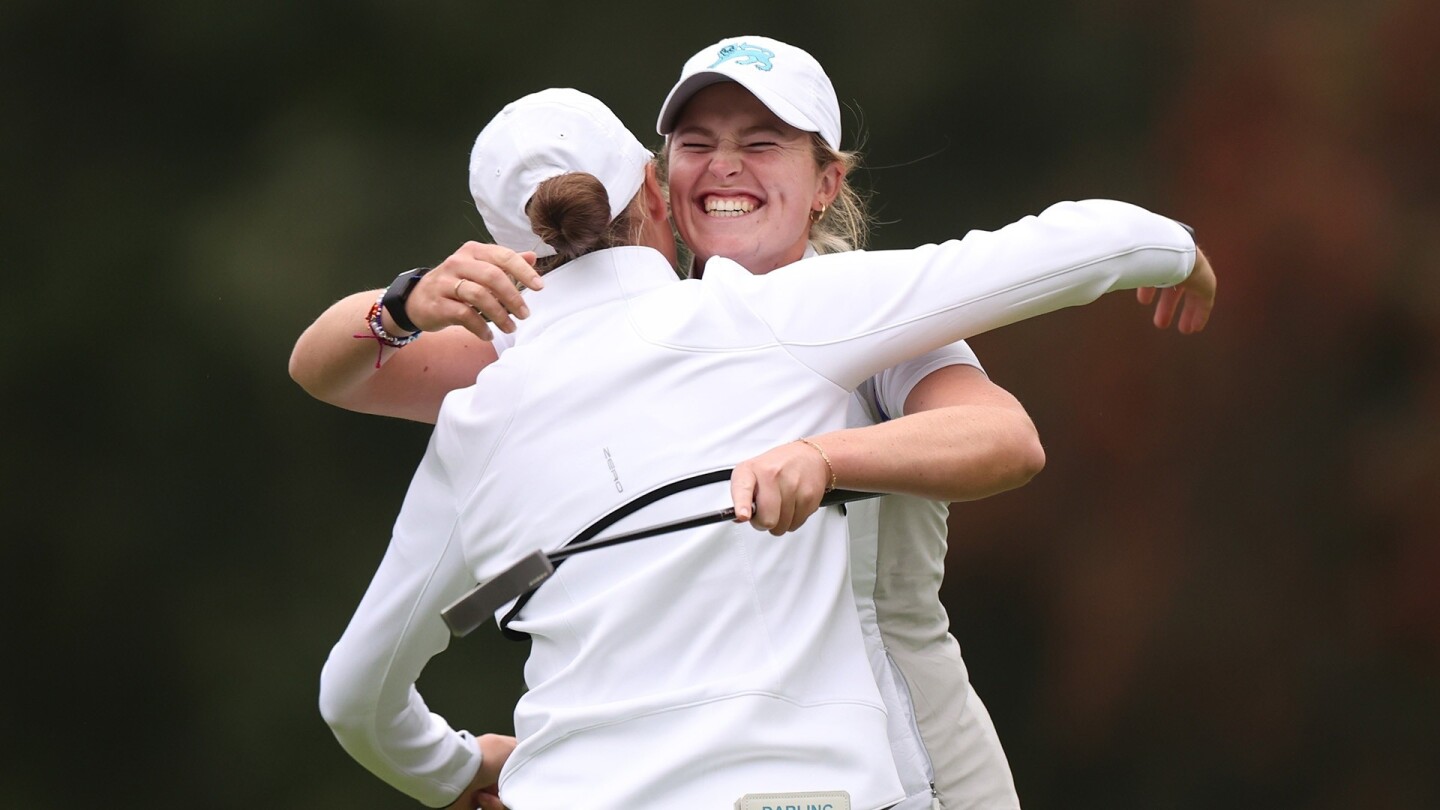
[665,82,842,275]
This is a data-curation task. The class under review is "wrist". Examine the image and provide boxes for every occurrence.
[476,733,515,784]
[351,291,421,370]
[796,437,838,492]
[364,292,421,348]
[378,306,415,337]
[381,266,432,333]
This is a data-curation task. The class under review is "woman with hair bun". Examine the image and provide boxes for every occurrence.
[317,87,1214,810]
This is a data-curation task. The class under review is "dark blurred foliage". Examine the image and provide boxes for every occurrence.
[4,1,1436,808]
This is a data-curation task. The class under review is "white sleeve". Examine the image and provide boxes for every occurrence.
[318,443,482,808]
[723,199,1194,391]
[861,340,984,423]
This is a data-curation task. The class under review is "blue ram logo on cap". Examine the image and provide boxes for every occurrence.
[711,42,774,71]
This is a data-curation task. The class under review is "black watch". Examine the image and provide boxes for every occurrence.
[381,267,432,334]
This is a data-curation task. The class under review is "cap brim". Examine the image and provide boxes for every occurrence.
[657,71,826,145]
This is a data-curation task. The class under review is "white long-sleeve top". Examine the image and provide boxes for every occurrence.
[319,200,1195,809]
[485,245,992,807]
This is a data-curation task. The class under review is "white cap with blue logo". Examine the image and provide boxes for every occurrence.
[656,35,842,150]
[470,88,652,258]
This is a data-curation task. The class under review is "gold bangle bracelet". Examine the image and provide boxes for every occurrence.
[796,438,837,493]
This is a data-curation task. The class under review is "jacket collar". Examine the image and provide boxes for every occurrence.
[511,247,680,344]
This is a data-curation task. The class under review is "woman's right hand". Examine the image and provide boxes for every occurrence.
[406,242,545,340]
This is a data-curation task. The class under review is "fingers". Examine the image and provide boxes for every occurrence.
[476,787,509,810]
[451,244,534,333]
[413,243,545,336]
[1178,294,1214,334]
[779,486,823,535]
[456,309,496,342]
[455,275,527,334]
[476,794,508,810]
[1178,249,1217,334]
[733,459,787,532]
[730,467,757,523]
[766,492,798,538]
[785,494,816,533]
[1151,286,1182,330]
[463,734,513,810]
[508,249,544,288]
[731,443,829,536]
[1140,248,1217,334]
[750,471,784,532]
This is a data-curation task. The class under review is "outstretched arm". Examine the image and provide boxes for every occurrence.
[841,246,1215,502]
[732,365,1042,533]
[288,242,544,423]
[732,244,1218,532]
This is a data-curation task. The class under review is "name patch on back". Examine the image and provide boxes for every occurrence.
[734,790,850,810]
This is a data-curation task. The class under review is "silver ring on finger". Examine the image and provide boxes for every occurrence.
[454,278,469,297]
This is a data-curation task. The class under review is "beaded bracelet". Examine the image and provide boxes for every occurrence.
[353,292,420,368]
[796,437,838,492]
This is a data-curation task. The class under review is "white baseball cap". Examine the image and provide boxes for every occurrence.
[469,88,653,258]
[656,35,842,150]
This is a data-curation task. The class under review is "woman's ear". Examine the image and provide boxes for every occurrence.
[637,161,680,268]
[816,161,844,210]
[642,162,668,224]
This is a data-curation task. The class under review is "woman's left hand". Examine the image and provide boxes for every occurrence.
[445,734,516,810]
[730,440,834,536]
[1137,247,1216,334]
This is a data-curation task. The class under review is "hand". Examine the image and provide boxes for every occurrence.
[729,440,833,536]
[408,243,545,340]
[445,733,516,810]
[1136,247,1216,334]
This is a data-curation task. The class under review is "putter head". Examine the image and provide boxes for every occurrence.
[441,550,555,637]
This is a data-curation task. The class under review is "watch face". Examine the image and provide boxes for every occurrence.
[393,267,428,289]
[383,267,431,333]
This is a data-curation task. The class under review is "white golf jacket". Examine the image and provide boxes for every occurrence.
[319,200,1196,809]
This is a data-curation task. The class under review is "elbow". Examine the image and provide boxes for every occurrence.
[977,429,1045,497]
[288,340,321,397]
[1009,430,1046,489]
[318,652,369,742]
[288,338,348,407]
[997,414,1046,491]
[317,667,345,730]
[287,348,308,391]
[947,417,1045,501]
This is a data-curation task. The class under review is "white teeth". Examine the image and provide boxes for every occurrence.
[704,197,756,217]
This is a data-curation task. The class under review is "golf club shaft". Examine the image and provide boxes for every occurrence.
[549,488,880,562]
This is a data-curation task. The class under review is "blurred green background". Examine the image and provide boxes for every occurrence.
[5,1,1437,808]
